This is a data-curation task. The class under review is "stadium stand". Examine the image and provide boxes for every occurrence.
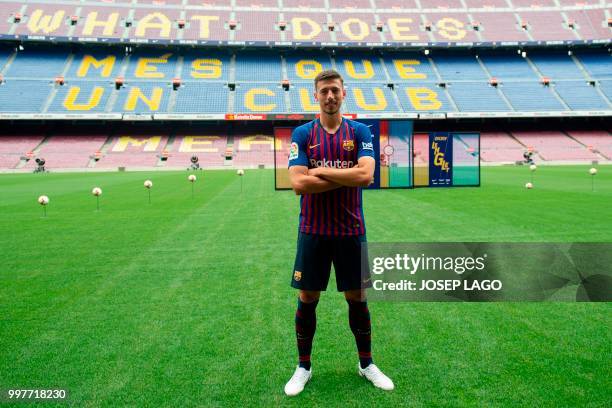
[566,130,612,160]
[0,46,609,115]
[447,82,510,112]
[95,135,169,168]
[0,134,44,169]
[0,0,610,171]
[511,131,600,161]
[164,135,227,168]
[0,127,610,170]
[0,1,609,45]
[480,132,526,163]
[21,134,108,170]
[233,134,275,167]
[501,82,565,112]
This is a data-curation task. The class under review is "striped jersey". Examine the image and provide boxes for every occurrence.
[288,118,375,236]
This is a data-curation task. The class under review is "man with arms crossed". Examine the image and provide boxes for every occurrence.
[284,70,394,396]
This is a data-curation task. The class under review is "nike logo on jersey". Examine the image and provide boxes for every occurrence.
[309,144,320,149]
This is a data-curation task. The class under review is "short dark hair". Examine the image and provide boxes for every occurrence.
[314,70,344,90]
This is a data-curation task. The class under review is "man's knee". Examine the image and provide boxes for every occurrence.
[299,290,321,303]
[344,289,366,302]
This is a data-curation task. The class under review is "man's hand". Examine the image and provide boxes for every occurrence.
[308,167,324,177]
[289,166,340,195]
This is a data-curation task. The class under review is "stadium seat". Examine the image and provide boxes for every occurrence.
[511,130,600,161]
[335,52,387,83]
[4,48,70,79]
[434,55,488,81]
[447,82,510,112]
[234,84,287,113]
[0,80,54,113]
[529,52,586,80]
[342,83,401,113]
[112,82,172,113]
[553,81,611,111]
[47,81,114,113]
[173,83,230,113]
[576,52,612,79]
[235,51,282,82]
[501,82,565,112]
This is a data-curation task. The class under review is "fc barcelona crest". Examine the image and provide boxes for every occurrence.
[294,270,302,281]
[342,140,355,151]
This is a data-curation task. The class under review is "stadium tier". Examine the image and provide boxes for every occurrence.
[0,1,609,46]
[1,129,609,171]
[0,46,610,116]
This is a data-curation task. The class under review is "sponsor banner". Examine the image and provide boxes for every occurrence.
[357,113,419,119]
[0,113,122,120]
[122,114,153,121]
[225,113,267,120]
[361,243,612,302]
[429,132,453,186]
[418,112,446,119]
[315,113,357,119]
[1,34,607,49]
[268,114,315,120]
[154,114,225,120]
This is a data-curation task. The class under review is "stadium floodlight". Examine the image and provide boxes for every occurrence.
[424,49,430,55]
[521,51,527,58]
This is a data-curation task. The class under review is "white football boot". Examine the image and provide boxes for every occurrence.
[358,363,394,391]
[284,366,312,396]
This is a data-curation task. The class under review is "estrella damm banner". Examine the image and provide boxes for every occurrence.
[429,133,453,187]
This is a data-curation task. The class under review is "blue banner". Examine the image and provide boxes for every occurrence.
[429,132,453,187]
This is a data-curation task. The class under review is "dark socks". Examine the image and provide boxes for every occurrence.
[295,298,318,371]
[347,299,373,369]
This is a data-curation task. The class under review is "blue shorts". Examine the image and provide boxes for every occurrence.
[291,232,372,292]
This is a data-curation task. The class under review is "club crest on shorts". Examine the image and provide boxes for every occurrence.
[293,270,302,281]
[342,140,355,151]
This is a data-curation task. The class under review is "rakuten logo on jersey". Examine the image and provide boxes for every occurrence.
[310,158,355,168]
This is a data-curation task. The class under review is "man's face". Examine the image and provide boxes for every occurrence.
[314,78,346,115]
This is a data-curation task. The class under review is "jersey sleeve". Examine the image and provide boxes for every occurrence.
[288,126,309,168]
[356,124,375,160]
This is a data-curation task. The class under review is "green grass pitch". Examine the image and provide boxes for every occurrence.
[1,166,610,407]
